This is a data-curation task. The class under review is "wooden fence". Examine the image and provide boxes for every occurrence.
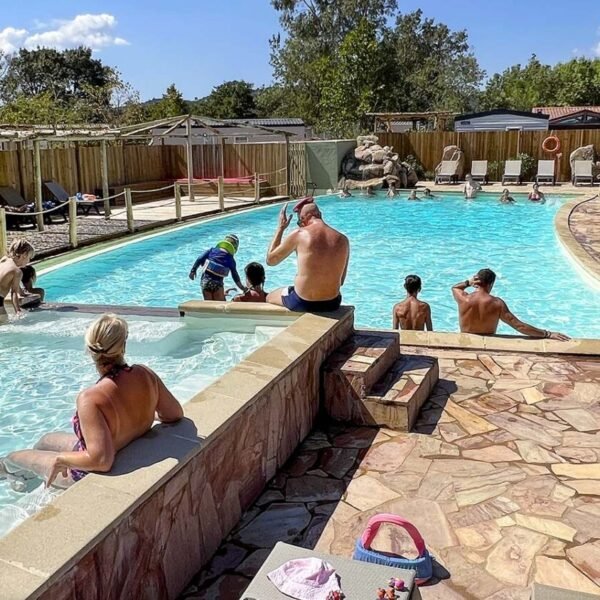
[0,141,289,200]
[377,129,600,182]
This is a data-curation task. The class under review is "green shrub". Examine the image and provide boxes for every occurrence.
[488,160,503,182]
[516,152,536,181]
[403,154,426,179]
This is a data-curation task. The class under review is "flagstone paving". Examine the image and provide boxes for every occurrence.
[180,348,600,599]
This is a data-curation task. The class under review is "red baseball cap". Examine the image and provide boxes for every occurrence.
[293,196,314,213]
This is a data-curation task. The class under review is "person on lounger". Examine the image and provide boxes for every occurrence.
[0,239,34,323]
[266,198,349,312]
[463,174,481,199]
[2,313,184,488]
[392,275,433,331]
[451,268,569,340]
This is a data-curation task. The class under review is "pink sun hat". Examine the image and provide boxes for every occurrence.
[293,196,314,213]
[267,557,342,600]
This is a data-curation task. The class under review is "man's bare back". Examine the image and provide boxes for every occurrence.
[266,202,349,310]
[452,269,569,340]
[393,297,432,331]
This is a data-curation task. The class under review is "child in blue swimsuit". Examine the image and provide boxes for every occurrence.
[189,234,246,300]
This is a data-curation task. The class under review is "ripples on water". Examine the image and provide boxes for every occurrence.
[42,192,600,337]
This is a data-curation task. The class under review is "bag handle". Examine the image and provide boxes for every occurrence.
[360,513,426,557]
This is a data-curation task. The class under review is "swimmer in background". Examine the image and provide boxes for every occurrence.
[366,186,375,197]
[340,184,352,198]
[528,183,546,203]
[386,181,398,197]
[392,275,433,331]
[423,188,436,199]
[499,189,516,204]
[408,190,420,201]
[463,174,481,199]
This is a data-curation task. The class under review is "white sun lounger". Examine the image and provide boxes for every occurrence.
[470,160,488,183]
[435,160,459,184]
[572,160,594,186]
[502,160,522,185]
[536,160,556,185]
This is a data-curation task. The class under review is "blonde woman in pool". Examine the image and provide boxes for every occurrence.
[2,314,184,488]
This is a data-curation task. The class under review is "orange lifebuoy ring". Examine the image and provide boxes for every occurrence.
[542,135,561,154]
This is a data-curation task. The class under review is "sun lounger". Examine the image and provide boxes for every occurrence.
[502,160,522,185]
[532,583,600,599]
[44,181,103,216]
[536,160,556,185]
[572,160,594,186]
[435,160,459,184]
[242,542,421,599]
[0,187,36,229]
[470,160,488,183]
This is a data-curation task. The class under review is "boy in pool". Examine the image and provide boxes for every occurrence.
[232,262,267,303]
[0,239,35,323]
[407,190,420,201]
[392,275,433,331]
[189,233,246,301]
[423,188,436,198]
[499,189,515,204]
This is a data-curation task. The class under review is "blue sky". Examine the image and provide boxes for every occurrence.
[1,0,599,101]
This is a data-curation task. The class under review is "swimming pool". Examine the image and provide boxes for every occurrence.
[40,192,600,337]
[0,310,287,535]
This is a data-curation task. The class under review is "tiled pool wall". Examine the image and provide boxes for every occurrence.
[0,303,354,600]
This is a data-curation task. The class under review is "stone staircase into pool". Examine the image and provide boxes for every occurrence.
[323,330,439,430]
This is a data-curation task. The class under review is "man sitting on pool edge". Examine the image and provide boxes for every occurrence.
[451,268,569,340]
[265,198,349,312]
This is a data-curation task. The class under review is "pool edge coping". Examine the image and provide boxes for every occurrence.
[555,193,600,286]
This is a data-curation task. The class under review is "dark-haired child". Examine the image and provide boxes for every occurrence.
[392,274,433,331]
[232,262,267,303]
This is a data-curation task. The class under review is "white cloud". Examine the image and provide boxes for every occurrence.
[25,14,129,51]
[0,27,28,53]
[0,14,129,54]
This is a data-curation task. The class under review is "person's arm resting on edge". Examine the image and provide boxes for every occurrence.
[499,301,569,341]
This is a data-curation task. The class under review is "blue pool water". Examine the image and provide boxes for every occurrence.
[41,192,600,337]
[0,311,286,534]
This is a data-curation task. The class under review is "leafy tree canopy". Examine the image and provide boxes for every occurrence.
[191,80,257,119]
[148,84,188,119]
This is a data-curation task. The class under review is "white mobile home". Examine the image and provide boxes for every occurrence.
[454,109,549,132]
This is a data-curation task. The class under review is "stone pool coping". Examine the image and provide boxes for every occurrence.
[0,302,354,599]
[555,194,600,285]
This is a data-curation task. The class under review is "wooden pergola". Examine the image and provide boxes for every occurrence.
[0,115,292,230]
[367,111,458,132]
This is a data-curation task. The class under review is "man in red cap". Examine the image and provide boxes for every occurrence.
[265,199,349,312]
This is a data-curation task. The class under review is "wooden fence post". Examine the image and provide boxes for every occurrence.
[125,187,135,233]
[101,139,111,218]
[285,136,291,197]
[33,140,44,231]
[218,176,225,211]
[175,183,182,222]
[254,172,260,204]
[69,197,78,248]
[0,208,7,257]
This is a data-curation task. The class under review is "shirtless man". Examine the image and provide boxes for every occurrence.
[266,199,349,312]
[392,275,433,331]
[463,174,481,199]
[0,239,35,323]
[452,268,569,340]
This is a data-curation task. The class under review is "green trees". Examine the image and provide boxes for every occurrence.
[268,1,484,134]
[148,84,188,119]
[0,47,142,125]
[481,56,600,111]
[191,80,257,119]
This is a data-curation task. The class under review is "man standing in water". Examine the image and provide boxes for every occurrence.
[452,268,569,340]
[266,199,349,312]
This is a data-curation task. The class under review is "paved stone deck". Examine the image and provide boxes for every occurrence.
[181,347,600,600]
[569,195,600,267]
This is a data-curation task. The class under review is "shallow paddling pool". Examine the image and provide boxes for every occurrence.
[0,310,288,535]
[40,192,600,337]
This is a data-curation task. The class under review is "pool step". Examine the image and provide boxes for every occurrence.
[323,331,438,431]
[364,355,439,431]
